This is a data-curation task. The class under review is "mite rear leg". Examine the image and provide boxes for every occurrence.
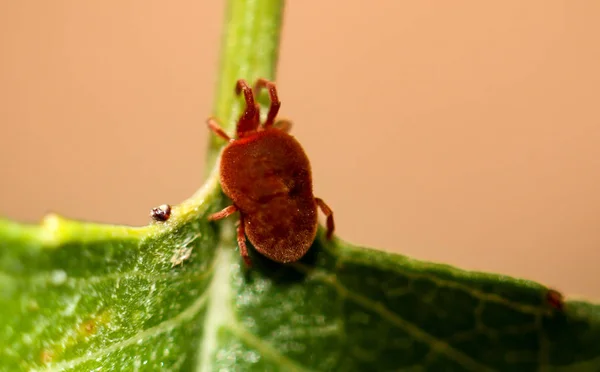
[274,119,292,133]
[237,215,252,267]
[208,205,251,266]
[235,79,260,135]
[207,205,237,221]
[254,78,281,129]
[206,117,231,142]
[315,198,335,239]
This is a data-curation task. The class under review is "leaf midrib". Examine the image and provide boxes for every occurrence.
[197,246,234,372]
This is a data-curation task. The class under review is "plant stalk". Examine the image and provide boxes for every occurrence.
[206,0,285,170]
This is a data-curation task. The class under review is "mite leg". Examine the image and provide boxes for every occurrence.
[235,79,260,135]
[274,119,292,133]
[237,215,252,267]
[206,117,231,141]
[207,205,237,221]
[315,198,335,239]
[254,78,281,129]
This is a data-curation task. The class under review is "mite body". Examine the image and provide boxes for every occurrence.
[150,204,171,222]
[546,289,564,311]
[207,78,334,266]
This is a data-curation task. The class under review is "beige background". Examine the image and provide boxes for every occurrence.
[1,2,599,298]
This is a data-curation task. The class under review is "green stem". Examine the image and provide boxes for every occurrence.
[206,0,285,169]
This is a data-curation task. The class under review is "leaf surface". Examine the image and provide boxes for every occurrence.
[2,172,600,371]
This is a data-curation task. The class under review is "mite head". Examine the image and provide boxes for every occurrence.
[234,79,282,138]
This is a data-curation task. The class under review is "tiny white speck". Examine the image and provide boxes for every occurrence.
[22,334,32,344]
[61,294,81,316]
[50,270,67,285]
[243,351,260,363]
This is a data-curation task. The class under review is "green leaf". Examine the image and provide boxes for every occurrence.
[2,0,600,371]
[4,202,600,371]
[0,181,222,371]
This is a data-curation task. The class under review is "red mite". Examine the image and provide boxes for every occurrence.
[150,204,171,222]
[546,289,564,311]
[207,78,335,266]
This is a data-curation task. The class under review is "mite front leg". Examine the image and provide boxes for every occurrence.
[254,78,281,129]
[207,205,237,221]
[206,117,231,142]
[235,79,260,135]
[237,215,252,267]
[315,198,335,239]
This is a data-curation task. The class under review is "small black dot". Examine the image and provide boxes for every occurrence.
[150,204,172,222]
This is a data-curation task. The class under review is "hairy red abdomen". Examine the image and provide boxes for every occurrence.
[220,129,318,262]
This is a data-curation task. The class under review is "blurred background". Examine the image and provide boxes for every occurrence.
[1,2,599,298]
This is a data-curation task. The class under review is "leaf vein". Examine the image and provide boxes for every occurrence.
[301,267,497,372]
[37,288,210,371]
[229,323,315,372]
